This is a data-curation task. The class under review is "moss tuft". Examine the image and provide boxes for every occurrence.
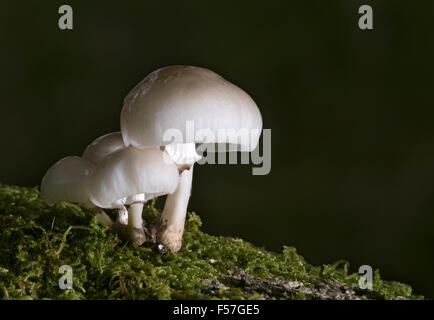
[0,184,423,300]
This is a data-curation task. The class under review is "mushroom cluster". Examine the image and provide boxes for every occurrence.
[41,65,262,253]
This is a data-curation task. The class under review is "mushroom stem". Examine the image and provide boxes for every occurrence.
[95,210,113,227]
[82,205,114,227]
[157,166,193,253]
[127,202,146,246]
[116,206,128,225]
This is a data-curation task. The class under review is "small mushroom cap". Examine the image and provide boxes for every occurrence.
[82,132,125,165]
[88,146,179,209]
[121,65,263,151]
[41,156,95,206]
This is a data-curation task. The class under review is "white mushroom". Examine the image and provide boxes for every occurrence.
[83,131,126,165]
[41,135,180,246]
[41,156,95,207]
[120,65,263,252]
[40,156,114,226]
[82,132,129,225]
[87,146,179,246]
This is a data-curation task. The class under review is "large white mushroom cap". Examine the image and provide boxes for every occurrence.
[88,146,179,209]
[41,156,95,206]
[82,132,126,165]
[121,65,263,152]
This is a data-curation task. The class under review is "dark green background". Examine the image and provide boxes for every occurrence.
[1,0,433,297]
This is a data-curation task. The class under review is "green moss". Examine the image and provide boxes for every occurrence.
[0,184,423,300]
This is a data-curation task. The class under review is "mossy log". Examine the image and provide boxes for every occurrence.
[0,185,422,300]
